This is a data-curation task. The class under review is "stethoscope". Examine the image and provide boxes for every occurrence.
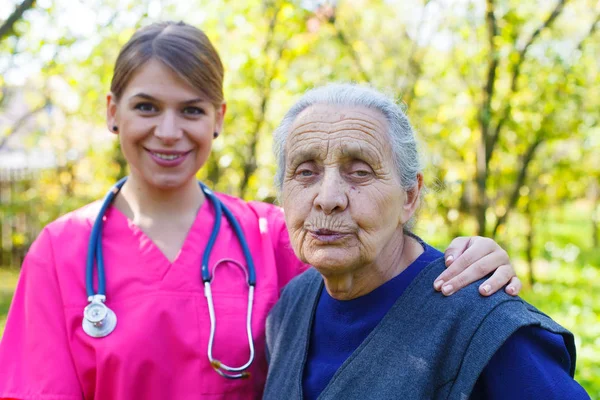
[82,177,257,379]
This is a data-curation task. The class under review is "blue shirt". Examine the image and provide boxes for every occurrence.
[302,243,589,399]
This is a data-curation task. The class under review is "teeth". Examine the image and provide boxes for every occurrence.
[152,152,182,160]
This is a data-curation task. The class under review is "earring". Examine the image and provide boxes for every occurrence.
[213,131,219,138]
[112,126,118,132]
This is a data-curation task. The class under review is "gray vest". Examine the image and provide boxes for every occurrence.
[263,258,575,400]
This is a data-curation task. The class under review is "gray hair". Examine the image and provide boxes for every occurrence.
[273,83,422,193]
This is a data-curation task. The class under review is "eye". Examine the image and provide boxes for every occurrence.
[347,161,374,180]
[294,162,319,181]
[134,102,157,113]
[183,106,205,115]
[299,169,314,177]
[352,170,371,177]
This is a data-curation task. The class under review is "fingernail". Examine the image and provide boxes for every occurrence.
[434,280,444,290]
[481,284,491,294]
[445,255,454,265]
[442,284,454,295]
[507,286,515,295]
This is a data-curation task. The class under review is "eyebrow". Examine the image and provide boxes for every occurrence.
[287,147,322,166]
[130,93,206,105]
[340,142,381,163]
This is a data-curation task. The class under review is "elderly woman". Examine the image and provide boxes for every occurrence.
[263,84,589,399]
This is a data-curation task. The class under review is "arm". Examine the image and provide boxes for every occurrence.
[434,236,522,296]
[471,326,590,400]
[267,202,520,297]
[0,229,82,400]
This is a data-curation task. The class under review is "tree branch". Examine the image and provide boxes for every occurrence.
[0,99,50,151]
[334,26,370,83]
[402,0,439,108]
[491,11,597,236]
[239,3,283,197]
[576,12,600,52]
[487,0,567,164]
[0,0,36,42]
[475,0,500,236]
[480,0,500,147]
[492,136,544,236]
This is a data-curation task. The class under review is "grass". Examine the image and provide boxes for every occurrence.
[0,266,20,337]
[518,260,600,399]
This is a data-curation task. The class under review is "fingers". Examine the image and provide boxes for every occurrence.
[435,237,498,292]
[476,264,516,296]
[435,249,505,296]
[443,236,472,267]
[504,276,522,296]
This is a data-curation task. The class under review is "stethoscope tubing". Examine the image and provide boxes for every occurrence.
[200,183,256,286]
[84,177,257,378]
[86,177,127,299]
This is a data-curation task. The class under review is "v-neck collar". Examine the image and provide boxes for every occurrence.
[104,199,212,279]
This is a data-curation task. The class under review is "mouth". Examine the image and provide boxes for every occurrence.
[146,149,191,160]
[145,148,193,166]
[309,229,351,243]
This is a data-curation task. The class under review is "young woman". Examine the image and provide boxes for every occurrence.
[0,22,521,400]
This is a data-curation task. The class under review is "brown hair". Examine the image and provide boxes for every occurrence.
[110,21,224,107]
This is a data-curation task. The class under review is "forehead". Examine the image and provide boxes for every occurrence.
[122,59,204,99]
[286,104,390,159]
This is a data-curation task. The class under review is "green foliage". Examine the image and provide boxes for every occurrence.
[0,267,19,337]
[521,263,600,399]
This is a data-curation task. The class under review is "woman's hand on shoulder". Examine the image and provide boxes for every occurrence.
[434,236,522,297]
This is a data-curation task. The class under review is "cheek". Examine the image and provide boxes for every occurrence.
[195,136,213,157]
[282,184,314,250]
[282,183,314,224]
[119,119,150,145]
[352,186,403,233]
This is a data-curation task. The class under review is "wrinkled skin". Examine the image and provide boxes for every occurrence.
[282,105,425,300]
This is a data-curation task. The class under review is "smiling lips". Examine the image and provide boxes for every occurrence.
[146,148,192,167]
[309,229,351,243]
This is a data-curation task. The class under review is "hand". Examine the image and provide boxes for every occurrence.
[434,236,522,297]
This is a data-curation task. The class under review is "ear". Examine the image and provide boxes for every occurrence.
[214,102,227,134]
[106,93,118,135]
[400,172,423,224]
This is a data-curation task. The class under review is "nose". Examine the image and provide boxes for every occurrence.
[154,110,182,143]
[314,168,348,214]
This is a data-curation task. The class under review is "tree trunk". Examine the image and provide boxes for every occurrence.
[0,0,36,42]
[525,202,535,287]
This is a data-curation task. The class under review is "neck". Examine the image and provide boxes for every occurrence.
[322,232,424,301]
[115,174,204,222]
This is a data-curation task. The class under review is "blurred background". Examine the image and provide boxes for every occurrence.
[0,0,598,395]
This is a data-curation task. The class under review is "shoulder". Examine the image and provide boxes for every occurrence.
[410,260,577,397]
[214,192,285,225]
[270,268,321,314]
[213,192,281,215]
[409,257,573,354]
[266,268,320,353]
[28,201,101,255]
[413,257,520,313]
[281,267,321,297]
[472,326,589,399]
[45,201,101,233]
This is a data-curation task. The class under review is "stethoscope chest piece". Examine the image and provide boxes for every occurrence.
[82,295,117,338]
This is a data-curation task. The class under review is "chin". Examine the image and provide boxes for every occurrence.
[305,247,359,275]
[147,173,193,190]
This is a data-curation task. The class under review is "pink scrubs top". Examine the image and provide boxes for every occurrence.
[0,192,307,400]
